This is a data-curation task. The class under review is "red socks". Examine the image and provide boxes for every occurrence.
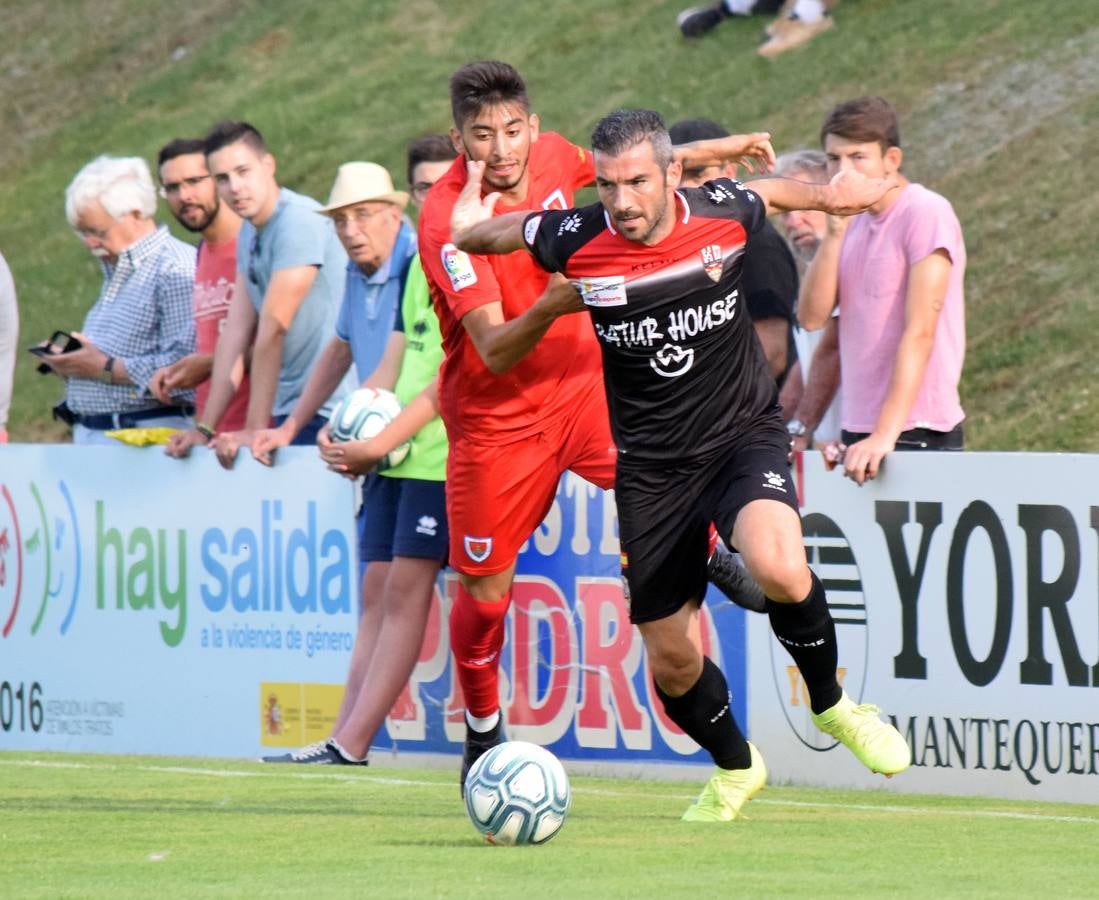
[449,585,510,718]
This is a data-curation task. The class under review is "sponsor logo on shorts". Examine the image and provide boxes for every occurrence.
[523,215,542,247]
[416,516,438,537]
[762,470,787,492]
[464,535,492,563]
[441,243,477,292]
[577,275,627,307]
[700,244,723,282]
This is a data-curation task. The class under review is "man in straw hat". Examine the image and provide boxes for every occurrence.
[166,120,353,463]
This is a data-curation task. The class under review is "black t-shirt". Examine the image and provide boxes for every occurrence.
[741,218,799,389]
[524,178,779,465]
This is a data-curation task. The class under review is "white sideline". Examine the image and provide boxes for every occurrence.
[3,757,1097,825]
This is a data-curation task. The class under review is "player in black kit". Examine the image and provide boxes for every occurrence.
[451,108,911,822]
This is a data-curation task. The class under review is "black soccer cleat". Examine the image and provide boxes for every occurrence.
[261,739,368,766]
[677,3,731,37]
[707,545,768,614]
[460,719,503,797]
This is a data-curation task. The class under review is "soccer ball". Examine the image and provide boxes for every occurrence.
[327,387,410,470]
[464,741,571,845]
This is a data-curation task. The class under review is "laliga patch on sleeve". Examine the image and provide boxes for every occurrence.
[523,215,543,248]
[441,243,478,292]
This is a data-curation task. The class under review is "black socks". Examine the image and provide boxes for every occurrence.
[766,570,842,714]
[655,656,751,770]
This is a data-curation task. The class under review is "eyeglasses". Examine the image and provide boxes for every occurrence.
[158,175,211,198]
[73,225,112,241]
[330,206,390,231]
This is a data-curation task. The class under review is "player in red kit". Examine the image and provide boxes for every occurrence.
[418,61,775,793]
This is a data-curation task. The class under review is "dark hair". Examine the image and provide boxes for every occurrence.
[591,108,673,169]
[820,96,900,151]
[668,117,729,145]
[406,133,458,185]
[203,120,268,157]
[449,60,529,129]
[157,138,207,170]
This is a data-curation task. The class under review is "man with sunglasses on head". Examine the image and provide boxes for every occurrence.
[152,138,250,442]
[166,120,351,464]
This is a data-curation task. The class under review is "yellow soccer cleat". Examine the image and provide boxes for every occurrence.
[682,742,767,822]
[812,692,911,776]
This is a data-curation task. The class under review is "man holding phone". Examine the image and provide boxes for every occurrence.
[48,155,195,444]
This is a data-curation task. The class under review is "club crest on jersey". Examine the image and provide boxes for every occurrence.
[441,243,477,292]
[464,535,493,563]
[700,244,723,282]
[577,275,627,307]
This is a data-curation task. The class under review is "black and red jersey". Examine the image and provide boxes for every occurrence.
[524,177,779,464]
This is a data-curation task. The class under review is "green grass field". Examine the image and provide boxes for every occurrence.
[3,0,1099,447]
[2,752,1097,898]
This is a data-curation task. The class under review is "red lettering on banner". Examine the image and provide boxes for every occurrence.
[441,575,468,744]
[574,577,651,750]
[387,584,450,739]
[505,576,577,746]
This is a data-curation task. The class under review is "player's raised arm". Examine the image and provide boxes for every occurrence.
[450,160,530,255]
[751,168,899,218]
[673,131,776,175]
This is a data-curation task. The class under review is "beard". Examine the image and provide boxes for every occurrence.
[176,200,219,233]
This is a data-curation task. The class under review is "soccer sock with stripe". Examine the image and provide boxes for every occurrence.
[449,584,509,726]
[766,569,842,714]
[655,656,751,770]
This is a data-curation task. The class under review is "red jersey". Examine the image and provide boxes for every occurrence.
[418,132,602,443]
[194,238,250,431]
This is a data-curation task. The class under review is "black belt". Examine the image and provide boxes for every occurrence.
[73,405,194,430]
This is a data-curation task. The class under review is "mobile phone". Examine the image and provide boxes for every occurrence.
[28,331,82,374]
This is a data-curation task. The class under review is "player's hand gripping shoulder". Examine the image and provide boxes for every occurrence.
[821,169,899,215]
[673,131,776,175]
[450,160,528,255]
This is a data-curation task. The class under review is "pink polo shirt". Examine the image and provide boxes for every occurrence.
[837,182,966,434]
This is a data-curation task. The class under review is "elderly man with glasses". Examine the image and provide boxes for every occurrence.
[49,155,195,444]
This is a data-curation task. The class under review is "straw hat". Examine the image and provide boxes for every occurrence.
[317,161,409,214]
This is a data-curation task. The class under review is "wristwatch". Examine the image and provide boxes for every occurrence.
[101,355,115,384]
[786,419,809,438]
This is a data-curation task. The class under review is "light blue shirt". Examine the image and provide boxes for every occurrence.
[336,221,417,381]
[237,187,352,417]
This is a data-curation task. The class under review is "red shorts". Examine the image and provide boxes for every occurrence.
[446,382,616,575]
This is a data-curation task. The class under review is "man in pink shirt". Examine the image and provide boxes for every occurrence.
[799,96,966,485]
[152,138,250,435]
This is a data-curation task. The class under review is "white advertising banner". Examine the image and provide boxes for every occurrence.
[749,451,1099,804]
[0,445,360,756]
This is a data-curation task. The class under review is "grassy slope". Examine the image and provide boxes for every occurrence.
[1,0,1097,447]
[3,753,1098,898]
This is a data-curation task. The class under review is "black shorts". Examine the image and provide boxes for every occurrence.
[616,419,797,624]
[358,474,449,564]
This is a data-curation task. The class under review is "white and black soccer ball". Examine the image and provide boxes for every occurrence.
[327,387,410,470]
[464,741,571,845]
